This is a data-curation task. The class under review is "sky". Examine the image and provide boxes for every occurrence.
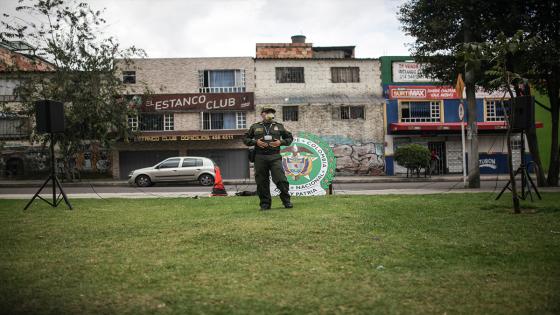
[0,0,413,58]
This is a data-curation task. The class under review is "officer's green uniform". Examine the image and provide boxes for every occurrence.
[244,120,293,209]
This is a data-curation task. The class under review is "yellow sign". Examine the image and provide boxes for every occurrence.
[455,73,465,98]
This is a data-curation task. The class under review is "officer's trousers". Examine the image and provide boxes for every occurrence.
[254,153,290,207]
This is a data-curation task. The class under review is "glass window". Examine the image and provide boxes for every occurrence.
[331,67,360,83]
[400,101,441,122]
[199,70,246,93]
[0,114,29,139]
[164,113,174,131]
[236,112,247,129]
[158,158,180,169]
[128,115,138,131]
[276,67,304,83]
[340,106,365,119]
[122,71,136,84]
[0,79,20,101]
[182,158,199,167]
[486,99,508,121]
[282,106,299,121]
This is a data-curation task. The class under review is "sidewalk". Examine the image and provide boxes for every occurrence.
[0,174,512,188]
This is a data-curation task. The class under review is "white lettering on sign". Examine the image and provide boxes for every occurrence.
[146,95,208,110]
[206,98,236,110]
[479,158,497,169]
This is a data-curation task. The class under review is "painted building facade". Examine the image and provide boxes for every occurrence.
[381,56,538,175]
[114,57,256,180]
[255,36,385,175]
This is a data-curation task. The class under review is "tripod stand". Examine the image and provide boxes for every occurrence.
[496,130,541,202]
[24,133,72,210]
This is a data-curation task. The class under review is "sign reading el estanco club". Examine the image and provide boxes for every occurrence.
[271,132,336,196]
[388,85,458,99]
[139,92,254,112]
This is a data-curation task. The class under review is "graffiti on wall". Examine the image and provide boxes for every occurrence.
[332,142,385,175]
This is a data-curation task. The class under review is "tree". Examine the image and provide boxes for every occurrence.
[0,0,146,179]
[394,144,430,178]
[399,0,560,187]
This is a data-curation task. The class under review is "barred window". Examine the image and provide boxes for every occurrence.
[331,67,360,83]
[203,112,224,130]
[340,106,365,119]
[282,106,299,121]
[199,69,246,93]
[122,71,136,84]
[276,67,304,83]
[0,114,29,139]
[139,113,164,131]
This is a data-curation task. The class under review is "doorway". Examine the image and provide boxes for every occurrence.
[428,142,446,175]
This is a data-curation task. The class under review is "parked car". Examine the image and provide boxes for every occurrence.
[128,157,216,187]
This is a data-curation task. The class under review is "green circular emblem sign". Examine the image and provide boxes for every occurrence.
[271,132,337,196]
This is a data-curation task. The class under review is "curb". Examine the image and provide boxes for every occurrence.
[0,176,511,188]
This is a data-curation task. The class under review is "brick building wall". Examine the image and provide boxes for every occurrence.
[254,58,386,175]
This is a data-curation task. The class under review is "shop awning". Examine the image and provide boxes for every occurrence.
[390,121,543,132]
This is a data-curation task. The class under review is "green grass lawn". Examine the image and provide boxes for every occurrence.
[1,193,559,315]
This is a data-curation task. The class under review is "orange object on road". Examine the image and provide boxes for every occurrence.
[211,166,227,196]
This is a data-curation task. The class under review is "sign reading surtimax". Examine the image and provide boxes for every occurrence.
[271,132,336,196]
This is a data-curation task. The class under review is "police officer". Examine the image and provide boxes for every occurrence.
[244,107,293,210]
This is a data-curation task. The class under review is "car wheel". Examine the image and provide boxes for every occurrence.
[198,174,214,186]
[135,174,152,187]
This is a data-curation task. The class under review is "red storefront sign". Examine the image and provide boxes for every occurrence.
[140,92,254,112]
[388,85,458,99]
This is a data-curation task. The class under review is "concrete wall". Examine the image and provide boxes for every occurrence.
[255,59,382,98]
[118,57,255,94]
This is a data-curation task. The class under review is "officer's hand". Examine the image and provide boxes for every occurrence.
[256,139,268,148]
[269,140,282,147]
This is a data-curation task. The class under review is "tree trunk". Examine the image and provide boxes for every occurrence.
[526,123,547,186]
[506,86,521,213]
[464,8,480,188]
[546,73,559,186]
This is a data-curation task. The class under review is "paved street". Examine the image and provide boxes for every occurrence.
[1,180,556,199]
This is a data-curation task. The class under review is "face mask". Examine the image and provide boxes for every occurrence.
[265,113,275,121]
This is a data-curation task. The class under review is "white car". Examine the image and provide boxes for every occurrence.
[128,157,216,187]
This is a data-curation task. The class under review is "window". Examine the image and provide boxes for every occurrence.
[182,158,203,167]
[164,113,174,131]
[282,106,299,121]
[0,79,19,101]
[331,67,360,83]
[128,115,138,131]
[340,106,365,119]
[400,101,441,122]
[236,112,247,129]
[138,113,173,131]
[158,158,180,169]
[199,69,245,93]
[203,112,245,130]
[122,71,136,84]
[0,113,29,139]
[486,99,508,121]
[276,67,304,83]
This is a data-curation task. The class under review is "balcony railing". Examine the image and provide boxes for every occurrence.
[199,86,246,93]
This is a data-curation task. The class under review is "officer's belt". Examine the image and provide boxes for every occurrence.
[255,150,280,155]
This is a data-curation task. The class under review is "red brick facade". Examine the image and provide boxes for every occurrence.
[256,43,313,59]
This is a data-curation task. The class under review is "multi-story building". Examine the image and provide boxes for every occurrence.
[0,41,54,178]
[381,56,541,175]
[114,57,255,179]
[254,35,385,175]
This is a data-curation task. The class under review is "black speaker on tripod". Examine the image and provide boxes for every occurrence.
[35,100,65,134]
[509,96,535,131]
[24,100,72,210]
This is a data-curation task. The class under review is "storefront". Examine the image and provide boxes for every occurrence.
[112,92,254,180]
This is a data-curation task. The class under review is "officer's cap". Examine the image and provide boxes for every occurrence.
[261,107,276,114]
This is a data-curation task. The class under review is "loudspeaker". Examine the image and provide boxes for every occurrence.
[35,100,65,133]
[510,96,534,131]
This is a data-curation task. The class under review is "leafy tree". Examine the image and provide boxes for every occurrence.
[399,0,560,186]
[0,0,146,179]
[394,144,430,177]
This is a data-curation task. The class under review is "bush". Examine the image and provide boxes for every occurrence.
[394,144,430,176]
